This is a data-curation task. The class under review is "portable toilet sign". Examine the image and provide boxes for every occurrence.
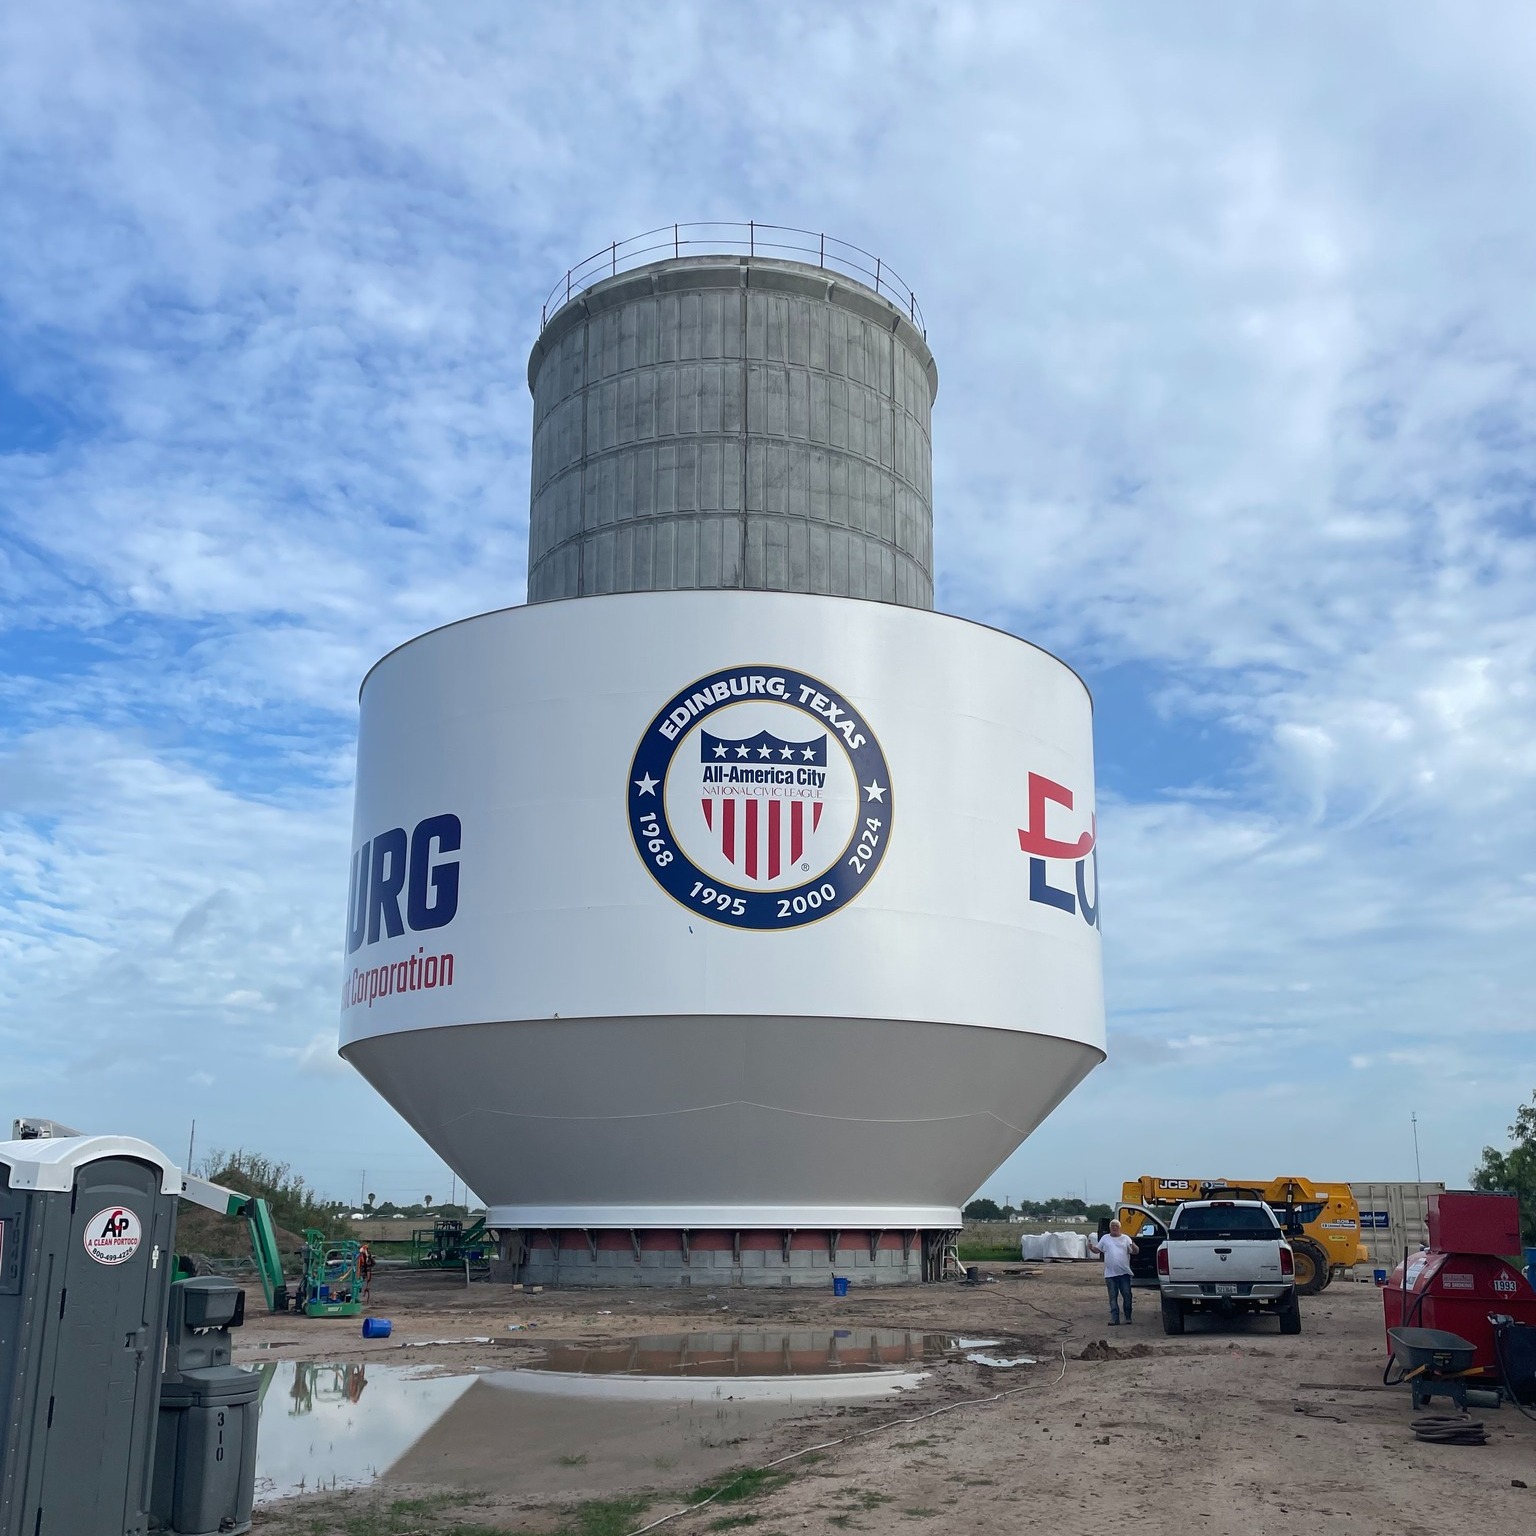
[0,1132,180,1536]
[84,1206,144,1265]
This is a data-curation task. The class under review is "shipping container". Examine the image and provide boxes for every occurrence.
[1349,1181,1445,1278]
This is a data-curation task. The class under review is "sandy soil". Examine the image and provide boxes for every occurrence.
[243,1265,1536,1534]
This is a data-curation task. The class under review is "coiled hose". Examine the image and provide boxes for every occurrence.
[1411,1414,1487,1446]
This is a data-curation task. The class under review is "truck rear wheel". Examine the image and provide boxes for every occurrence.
[1278,1292,1302,1335]
[1290,1239,1329,1296]
[1161,1297,1185,1336]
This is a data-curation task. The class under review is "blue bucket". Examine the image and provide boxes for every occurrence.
[1372,1268,1388,1287]
[362,1317,393,1339]
[832,1276,849,1297]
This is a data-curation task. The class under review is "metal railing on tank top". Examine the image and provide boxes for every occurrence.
[539,221,925,336]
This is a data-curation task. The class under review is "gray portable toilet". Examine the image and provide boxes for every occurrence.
[150,1277,258,1535]
[0,1134,181,1536]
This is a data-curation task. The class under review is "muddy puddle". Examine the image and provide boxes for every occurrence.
[502,1327,951,1398]
[252,1328,960,1503]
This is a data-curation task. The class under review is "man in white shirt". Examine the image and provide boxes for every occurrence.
[1088,1219,1139,1325]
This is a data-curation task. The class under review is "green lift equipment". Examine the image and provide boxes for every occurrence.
[296,1229,364,1317]
[180,1174,292,1312]
[409,1215,490,1275]
[181,1177,362,1315]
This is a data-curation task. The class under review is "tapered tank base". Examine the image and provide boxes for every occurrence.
[342,1013,1101,1239]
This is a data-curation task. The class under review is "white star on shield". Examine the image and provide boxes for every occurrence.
[634,772,659,796]
[863,780,886,803]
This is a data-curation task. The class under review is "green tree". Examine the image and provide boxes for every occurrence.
[1469,1092,1536,1244]
[964,1197,1003,1221]
[199,1148,342,1236]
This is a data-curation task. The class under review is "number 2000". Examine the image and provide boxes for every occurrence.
[777,883,836,918]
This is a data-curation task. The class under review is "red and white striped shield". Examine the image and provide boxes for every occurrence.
[700,729,829,884]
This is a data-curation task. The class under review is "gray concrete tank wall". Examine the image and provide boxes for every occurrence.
[526,257,938,607]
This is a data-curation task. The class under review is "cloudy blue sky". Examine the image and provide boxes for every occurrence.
[2,2,1532,1208]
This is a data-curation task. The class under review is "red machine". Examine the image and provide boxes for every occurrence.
[1383,1191,1536,1380]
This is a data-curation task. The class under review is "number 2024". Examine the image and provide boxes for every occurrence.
[847,817,883,874]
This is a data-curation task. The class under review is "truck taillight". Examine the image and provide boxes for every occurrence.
[1156,1246,1169,1278]
[1279,1245,1294,1277]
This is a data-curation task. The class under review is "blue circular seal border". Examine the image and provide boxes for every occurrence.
[628,665,894,931]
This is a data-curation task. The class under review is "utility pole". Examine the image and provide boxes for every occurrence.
[185,1119,195,1172]
[360,1171,366,1209]
[1411,1112,1422,1183]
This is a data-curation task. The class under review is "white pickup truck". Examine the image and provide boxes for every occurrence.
[1155,1198,1301,1335]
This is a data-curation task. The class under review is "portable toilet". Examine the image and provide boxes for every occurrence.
[0,1133,181,1536]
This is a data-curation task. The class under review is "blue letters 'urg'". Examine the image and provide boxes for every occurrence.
[346,813,461,954]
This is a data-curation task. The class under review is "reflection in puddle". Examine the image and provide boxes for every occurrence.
[252,1331,961,1504]
[522,1329,951,1377]
[252,1362,477,1502]
[501,1329,951,1401]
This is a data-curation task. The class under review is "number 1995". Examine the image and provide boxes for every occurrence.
[690,882,746,917]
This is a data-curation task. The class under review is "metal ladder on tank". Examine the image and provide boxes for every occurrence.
[941,1233,965,1281]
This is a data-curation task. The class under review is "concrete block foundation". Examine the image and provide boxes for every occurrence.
[493,1228,950,1287]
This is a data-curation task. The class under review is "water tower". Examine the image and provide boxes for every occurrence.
[340,226,1104,1284]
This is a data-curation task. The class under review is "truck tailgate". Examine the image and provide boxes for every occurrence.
[1163,1241,1286,1285]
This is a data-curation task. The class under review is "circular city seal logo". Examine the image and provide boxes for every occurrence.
[83,1206,142,1266]
[629,666,893,930]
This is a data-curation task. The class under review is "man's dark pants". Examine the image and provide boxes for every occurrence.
[1105,1273,1133,1323]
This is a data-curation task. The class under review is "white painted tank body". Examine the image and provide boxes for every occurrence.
[340,589,1104,1231]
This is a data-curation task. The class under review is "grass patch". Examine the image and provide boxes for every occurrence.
[555,1453,590,1466]
[890,1438,937,1450]
[353,1239,415,1260]
[827,1518,857,1531]
[688,1468,794,1506]
[955,1243,1020,1262]
[901,1510,939,1519]
[708,1517,762,1532]
[281,1488,501,1536]
[837,1492,891,1511]
[549,1494,654,1536]
[382,1493,479,1514]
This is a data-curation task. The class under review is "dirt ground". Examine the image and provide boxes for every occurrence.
[243,1264,1536,1535]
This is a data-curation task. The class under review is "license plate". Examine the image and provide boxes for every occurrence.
[1215,1283,1238,1295]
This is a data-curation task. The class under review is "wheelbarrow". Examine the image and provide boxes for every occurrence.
[1387,1327,1497,1411]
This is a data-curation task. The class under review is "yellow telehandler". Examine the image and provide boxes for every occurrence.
[1116,1176,1369,1296]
